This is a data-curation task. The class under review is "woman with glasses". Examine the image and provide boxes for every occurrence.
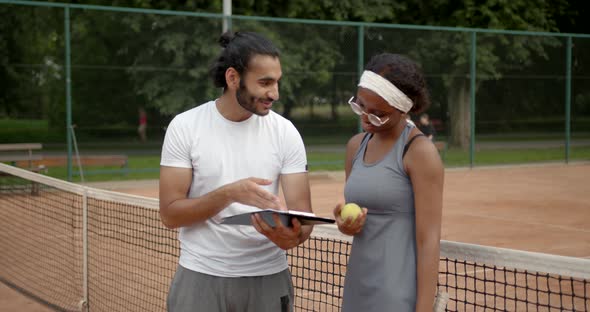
[333,53,444,312]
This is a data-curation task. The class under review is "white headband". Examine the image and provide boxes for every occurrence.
[358,70,413,113]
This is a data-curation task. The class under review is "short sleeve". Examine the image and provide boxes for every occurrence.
[160,116,193,168]
[281,122,307,174]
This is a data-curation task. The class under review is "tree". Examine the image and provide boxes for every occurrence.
[116,3,349,120]
[251,0,581,147]
[232,0,578,147]
[109,0,403,120]
[394,0,574,147]
[0,5,63,124]
[232,0,404,119]
[4,0,585,144]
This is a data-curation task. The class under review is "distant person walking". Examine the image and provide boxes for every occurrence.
[417,113,436,141]
[138,107,147,142]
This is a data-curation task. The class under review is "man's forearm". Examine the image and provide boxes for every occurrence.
[160,186,232,229]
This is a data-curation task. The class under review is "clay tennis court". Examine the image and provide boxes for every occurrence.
[1,162,589,311]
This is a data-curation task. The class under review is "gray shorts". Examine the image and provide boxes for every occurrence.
[167,265,294,312]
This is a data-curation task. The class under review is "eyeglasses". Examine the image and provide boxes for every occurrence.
[348,96,390,127]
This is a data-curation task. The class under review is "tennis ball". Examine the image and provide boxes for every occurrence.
[340,203,362,222]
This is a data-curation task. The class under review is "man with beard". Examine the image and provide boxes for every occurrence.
[159,31,313,312]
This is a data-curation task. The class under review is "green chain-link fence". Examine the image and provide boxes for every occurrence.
[1,0,589,180]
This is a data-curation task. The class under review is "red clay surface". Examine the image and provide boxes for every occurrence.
[2,163,589,311]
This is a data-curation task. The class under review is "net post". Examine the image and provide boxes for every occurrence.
[469,31,477,168]
[82,187,88,311]
[64,5,73,181]
[222,0,232,33]
[564,36,572,164]
[70,125,85,183]
[357,24,364,133]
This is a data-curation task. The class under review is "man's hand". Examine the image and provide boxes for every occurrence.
[251,213,301,250]
[226,177,283,210]
[333,203,368,236]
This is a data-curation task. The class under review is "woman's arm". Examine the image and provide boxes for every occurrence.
[405,135,444,312]
[333,133,369,235]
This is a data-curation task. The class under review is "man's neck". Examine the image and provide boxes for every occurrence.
[216,92,253,122]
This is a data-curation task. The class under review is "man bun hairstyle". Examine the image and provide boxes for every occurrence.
[209,31,280,89]
[365,53,431,114]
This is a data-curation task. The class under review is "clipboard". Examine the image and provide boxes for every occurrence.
[221,209,335,227]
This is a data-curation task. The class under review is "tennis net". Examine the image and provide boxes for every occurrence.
[1,163,589,311]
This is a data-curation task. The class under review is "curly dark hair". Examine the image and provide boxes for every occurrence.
[208,31,280,89]
[364,53,430,114]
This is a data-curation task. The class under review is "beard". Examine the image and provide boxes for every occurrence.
[236,80,271,116]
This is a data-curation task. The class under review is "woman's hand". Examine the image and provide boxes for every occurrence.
[333,203,368,236]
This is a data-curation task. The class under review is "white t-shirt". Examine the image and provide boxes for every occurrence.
[160,100,307,277]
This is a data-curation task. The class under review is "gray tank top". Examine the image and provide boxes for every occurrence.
[342,123,418,312]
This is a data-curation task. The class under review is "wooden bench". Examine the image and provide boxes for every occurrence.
[0,143,43,169]
[0,143,44,194]
[14,155,128,169]
[1,143,128,175]
[15,155,129,179]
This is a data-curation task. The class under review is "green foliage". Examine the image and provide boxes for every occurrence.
[1,0,588,147]
[33,145,590,182]
[0,119,64,143]
[121,14,221,115]
[0,5,63,120]
[232,0,403,22]
[381,0,576,148]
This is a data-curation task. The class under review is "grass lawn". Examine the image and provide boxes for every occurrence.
[0,119,48,129]
[2,118,589,182]
[444,146,590,167]
[29,146,590,183]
